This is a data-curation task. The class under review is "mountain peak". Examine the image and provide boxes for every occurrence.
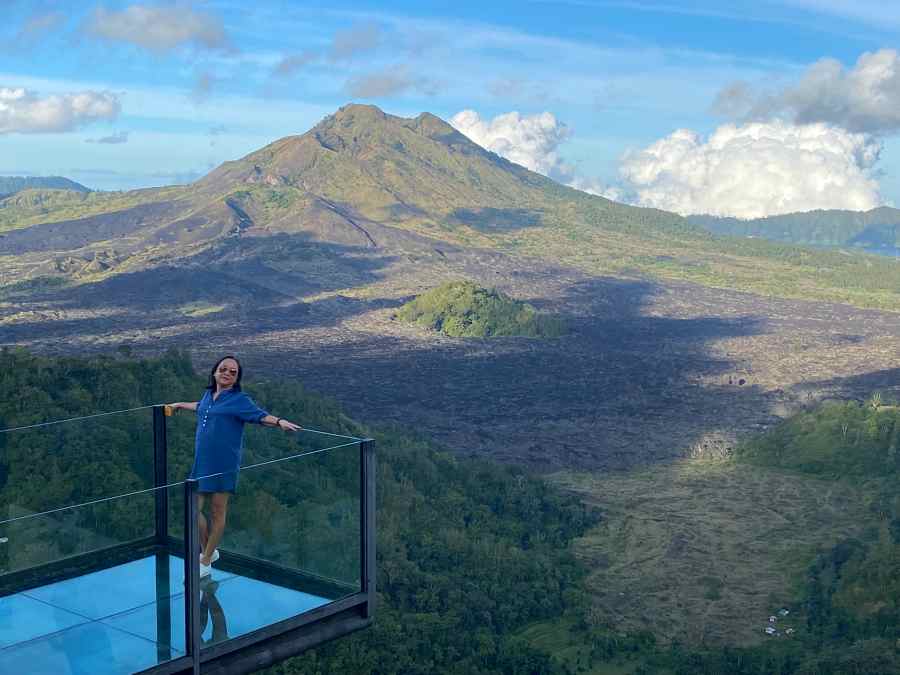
[331,102,389,123]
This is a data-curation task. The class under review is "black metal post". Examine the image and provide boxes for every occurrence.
[359,439,376,619]
[154,551,172,664]
[153,406,169,545]
[184,479,201,675]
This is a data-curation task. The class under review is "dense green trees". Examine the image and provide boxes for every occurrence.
[4,348,899,674]
[0,348,594,674]
[396,280,566,338]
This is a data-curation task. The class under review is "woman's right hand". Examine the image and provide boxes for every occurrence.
[166,402,198,414]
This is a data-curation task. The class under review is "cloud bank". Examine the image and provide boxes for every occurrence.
[0,87,120,134]
[84,4,229,53]
[450,109,619,198]
[619,121,882,218]
[715,49,900,135]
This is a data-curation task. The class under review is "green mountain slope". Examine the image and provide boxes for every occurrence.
[0,176,89,196]
[3,104,900,310]
[195,103,691,243]
[688,207,900,252]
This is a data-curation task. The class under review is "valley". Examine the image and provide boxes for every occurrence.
[2,232,898,471]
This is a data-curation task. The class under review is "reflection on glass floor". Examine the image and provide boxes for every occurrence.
[0,553,332,675]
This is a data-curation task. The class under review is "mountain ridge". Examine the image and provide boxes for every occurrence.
[0,176,90,197]
[688,206,900,252]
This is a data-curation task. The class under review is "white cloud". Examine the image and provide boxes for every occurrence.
[715,49,900,135]
[450,109,570,175]
[619,120,883,218]
[83,4,230,53]
[450,109,622,198]
[0,87,120,134]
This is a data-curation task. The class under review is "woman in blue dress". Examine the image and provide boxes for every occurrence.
[168,356,301,577]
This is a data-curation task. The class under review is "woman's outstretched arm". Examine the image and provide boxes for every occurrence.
[260,415,302,432]
[167,401,199,412]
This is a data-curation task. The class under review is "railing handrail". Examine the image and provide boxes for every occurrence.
[0,404,364,441]
[0,405,159,433]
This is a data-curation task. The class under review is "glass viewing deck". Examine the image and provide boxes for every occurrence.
[0,406,376,674]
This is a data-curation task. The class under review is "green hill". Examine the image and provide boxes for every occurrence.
[395,280,566,338]
[738,397,900,478]
[735,398,900,671]
[688,207,900,253]
[0,176,89,196]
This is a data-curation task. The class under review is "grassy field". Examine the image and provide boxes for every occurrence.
[496,219,900,312]
[547,458,874,648]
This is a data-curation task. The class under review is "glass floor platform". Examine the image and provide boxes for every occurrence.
[0,553,333,675]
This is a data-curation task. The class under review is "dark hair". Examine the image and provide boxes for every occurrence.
[207,355,243,391]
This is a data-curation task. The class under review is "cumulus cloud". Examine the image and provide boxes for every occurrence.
[715,49,900,135]
[83,4,230,53]
[330,22,382,61]
[450,109,570,175]
[0,87,120,134]
[87,130,129,144]
[345,66,437,98]
[619,121,882,218]
[450,109,621,198]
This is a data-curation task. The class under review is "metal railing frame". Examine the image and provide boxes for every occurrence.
[148,405,376,674]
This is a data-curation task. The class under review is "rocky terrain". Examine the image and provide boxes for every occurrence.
[3,228,898,471]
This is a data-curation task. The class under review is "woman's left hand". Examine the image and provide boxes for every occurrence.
[277,419,302,432]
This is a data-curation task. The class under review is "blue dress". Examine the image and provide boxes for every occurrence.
[189,389,268,493]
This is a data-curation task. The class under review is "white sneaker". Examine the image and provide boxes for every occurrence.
[199,549,220,565]
[199,560,212,578]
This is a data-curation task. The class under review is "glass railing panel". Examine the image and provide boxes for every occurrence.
[0,483,188,673]
[231,434,362,589]
[241,425,362,464]
[0,486,156,578]
[0,408,158,522]
[188,436,362,644]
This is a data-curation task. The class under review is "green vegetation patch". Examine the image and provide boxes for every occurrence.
[0,275,69,298]
[396,280,566,338]
[737,397,900,479]
[549,459,870,648]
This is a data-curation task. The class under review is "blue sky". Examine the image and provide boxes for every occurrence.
[3,1,900,216]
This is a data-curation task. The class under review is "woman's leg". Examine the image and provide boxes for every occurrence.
[198,494,209,552]
[201,492,230,565]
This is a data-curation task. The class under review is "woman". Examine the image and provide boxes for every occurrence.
[168,355,301,577]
